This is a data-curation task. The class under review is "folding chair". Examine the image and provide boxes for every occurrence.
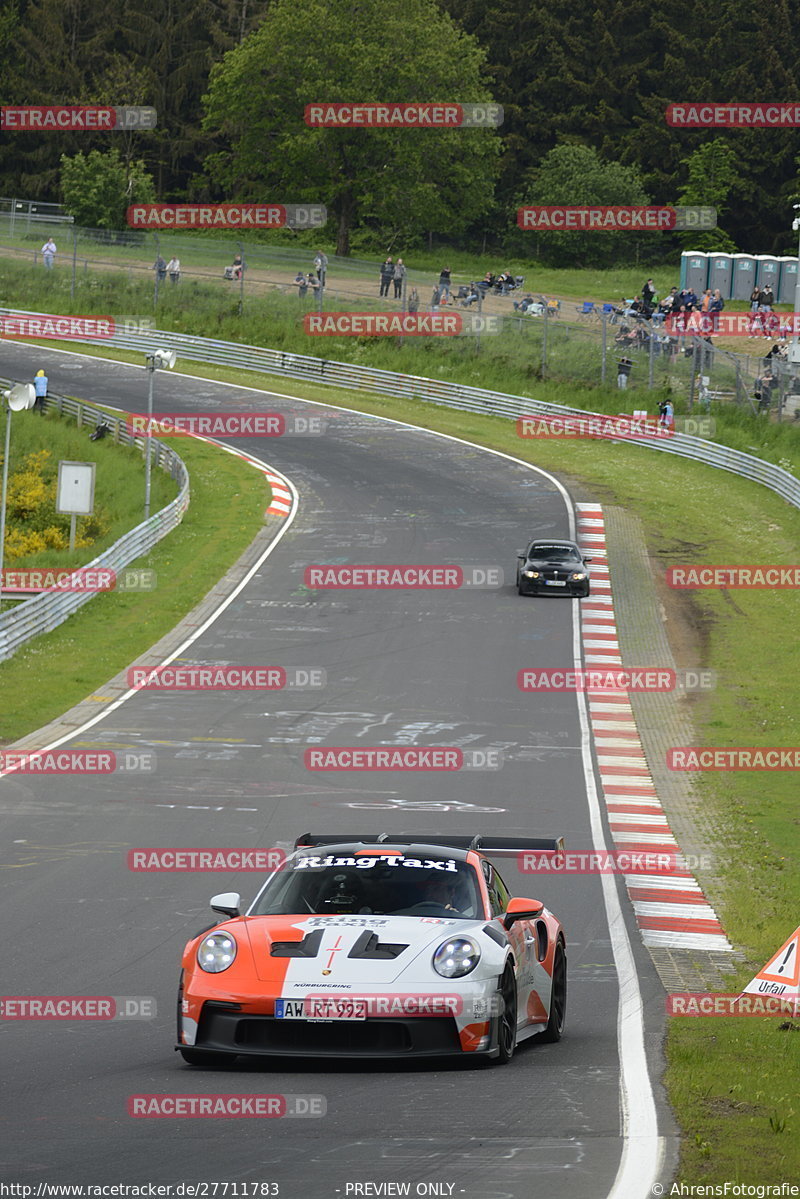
[576,301,596,319]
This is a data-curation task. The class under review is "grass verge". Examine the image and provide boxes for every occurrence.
[0,429,269,741]
[2,341,798,1182]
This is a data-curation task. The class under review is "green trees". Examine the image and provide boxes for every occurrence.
[60,149,156,230]
[201,0,502,254]
[516,144,650,267]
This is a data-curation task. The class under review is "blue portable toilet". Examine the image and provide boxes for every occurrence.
[755,255,781,295]
[708,254,733,299]
[778,257,798,304]
[731,253,758,301]
[680,251,709,294]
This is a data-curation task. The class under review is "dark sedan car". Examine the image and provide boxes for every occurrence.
[515,540,592,597]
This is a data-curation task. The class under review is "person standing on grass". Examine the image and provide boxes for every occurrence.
[393,258,406,299]
[438,265,451,300]
[153,254,167,284]
[41,238,56,269]
[379,256,394,297]
[167,256,180,285]
[313,251,328,287]
[33,369,48,415]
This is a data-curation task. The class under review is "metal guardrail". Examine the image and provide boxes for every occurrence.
[16,315,795,514]
[0,385,190,662]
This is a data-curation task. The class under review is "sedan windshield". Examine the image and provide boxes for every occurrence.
[528,544,581,561]
[250,853,483,919]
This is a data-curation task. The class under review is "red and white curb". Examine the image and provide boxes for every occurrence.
[191,437,295,518]
[576,502,732,954]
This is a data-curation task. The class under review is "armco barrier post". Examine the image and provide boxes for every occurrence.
[601,312,607,385]
[541,307,548,380]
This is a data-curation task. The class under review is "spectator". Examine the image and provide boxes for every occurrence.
[463,284,483,307]
[306,271,320,294]
[294,270,308,298]
[658,288,679,314]
[431,284,441,310]
[438,266,452,300]
[167,256,180,285]
[617,356,632,389]
[393,257,406,299]
[313,251,328,287]
[709,288,724,333]
[750,285,761,312]
[513,292,535,313]
[496,269,515,294]
[379,256,394,297]
[232,253,244,280]
[407,287,419,314]
[700,288,712,313]
[658,398,675,429]
[33,368,48,415]
[477,271,495,293]
[642,278,656,311]
[759,283,774,311]
[153,254,167,284]
[41,238,56,270]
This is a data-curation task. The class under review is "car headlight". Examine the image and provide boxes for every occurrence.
[197,932,237,973]
[523,570,539,578]
[433,937,481,978]
[571,572,586,580]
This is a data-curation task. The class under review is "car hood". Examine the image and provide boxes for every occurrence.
[241,913,485,987]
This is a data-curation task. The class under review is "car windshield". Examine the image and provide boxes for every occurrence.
[250,853,483,919]
[528,544,581,561]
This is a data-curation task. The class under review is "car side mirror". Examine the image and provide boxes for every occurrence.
[584,557,593,563]
[516,549,525,558]
[503,896,544,929]
[210,892,241,918]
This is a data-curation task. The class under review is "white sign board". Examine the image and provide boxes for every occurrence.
[56,461,96,515]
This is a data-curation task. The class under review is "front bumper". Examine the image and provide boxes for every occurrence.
[178,1001,496,1060]
[519,580,589,597]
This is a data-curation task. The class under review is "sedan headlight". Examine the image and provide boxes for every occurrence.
[571,572,586,580]
[523,570,539,578]
[433,936,481,978]
[197,932,237,973]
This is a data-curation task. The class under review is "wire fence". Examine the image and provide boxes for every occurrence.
[2,211,798,415]
[0,384,190,662]
[4,313,793,512]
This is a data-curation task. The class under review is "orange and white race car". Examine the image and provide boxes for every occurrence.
[176,833,567,1067]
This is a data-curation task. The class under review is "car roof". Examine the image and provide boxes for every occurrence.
[528,539,580,549]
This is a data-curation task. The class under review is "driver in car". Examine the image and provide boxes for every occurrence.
[420,873,464,913]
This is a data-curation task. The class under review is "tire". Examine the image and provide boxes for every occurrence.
[495,962,518,1064]
[178,1047,234,1069]
[538,939,567,1043]
[517,584,526,596]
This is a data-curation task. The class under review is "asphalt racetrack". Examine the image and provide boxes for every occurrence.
[0,346,676,1199]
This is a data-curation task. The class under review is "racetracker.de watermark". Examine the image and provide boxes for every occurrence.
[666,993,800,1017]
[304,565,502,588]
[517,415,674,441]
[127,848,285,871]
[303,747,503,771]
[666,312,800,337]
[668,747,800,770]
[127,1095,325,1118]
[126,413,324,437]
[666,102,800,127]
[666,565,800,589]
[0,996,156,1020]
[518,668,716,692]
[303,312,501,337]
[517,205,716,231]
[0,316,153,340]
[518,850,698,874]
[127,204,326,229]
[0,750,154,774]
[125,666,325,690]
[1,106,156,130]
[304,102,503,127]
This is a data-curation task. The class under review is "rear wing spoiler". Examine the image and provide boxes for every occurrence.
[294,833,565,855]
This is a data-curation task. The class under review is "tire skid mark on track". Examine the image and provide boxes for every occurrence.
[576,503,732,954]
